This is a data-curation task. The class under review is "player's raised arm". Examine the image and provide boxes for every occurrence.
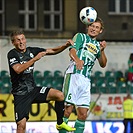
[45,39,74,55]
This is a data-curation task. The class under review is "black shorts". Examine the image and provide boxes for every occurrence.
[13,86,51,123]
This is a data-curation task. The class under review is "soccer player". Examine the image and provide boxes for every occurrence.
[60,17,107,133]
[7,30,76,133]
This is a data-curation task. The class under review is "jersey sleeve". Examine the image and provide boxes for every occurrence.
[70,33,83,51]
[28,47,46,56]
[7,50,20,67]
[96,42,101,59]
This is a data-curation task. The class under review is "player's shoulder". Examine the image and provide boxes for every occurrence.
[27,46,41,50]
[74,32,86,36]
[27,46,34,50]
[7,48,16,55]
[26,46,37,52]
[73,33,86,39]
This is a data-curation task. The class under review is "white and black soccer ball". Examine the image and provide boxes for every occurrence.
[79,7,97,25]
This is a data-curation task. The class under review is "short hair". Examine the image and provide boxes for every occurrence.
[95,17,104,30]
[88,17,104,30]
[10,30,24,41]
[129,53,133,61]
[126,93,132,99]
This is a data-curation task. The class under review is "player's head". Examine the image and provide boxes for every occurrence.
[126,93,132,99]
[129,53,133,61]
[87,17,104,39]
[10,30,25,42]
[10,30,26,52]
[94,17,104,30]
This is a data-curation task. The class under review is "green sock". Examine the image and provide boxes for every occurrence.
[74,119,85,133]
[58,117,69,133]
[63,117,69,124]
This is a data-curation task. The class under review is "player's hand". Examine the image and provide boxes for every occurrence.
[66,39,74,46]
[75,59,84,70]
[34,51,47,61]
[100,40,106,51]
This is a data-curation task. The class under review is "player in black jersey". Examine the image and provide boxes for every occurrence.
[7,30,76,133]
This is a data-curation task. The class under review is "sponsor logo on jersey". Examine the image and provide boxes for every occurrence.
[9,58,18,65]
[82,43,97,61]
[10,58,16,63]
[86,43,97,54]
[30,53,34,58]
[40,87,47,94]
[20,61,34,73]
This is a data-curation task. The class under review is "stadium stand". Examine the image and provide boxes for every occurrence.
[106,77,116,88]
[53,70,63,78]
[95,77,106,87]
[91,86,98,94]
[94,71,103,78]
[105,70,114,78]
[118,86,128,93]
[33,70,42,78]
[0,69,132,94]
[43,70,53,78]
[98,86,108,94]
[114,70,124,81]
[42,77,53,88]
[33,70,43,86]
[108,86,118,94]
[0,70,9,77]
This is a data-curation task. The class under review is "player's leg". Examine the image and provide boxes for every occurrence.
[16,118,27,133]
[64,105,74,118]
[131,119,133,133]
[72,73,90,133]
[45,88,65,125]
[59,73,79,133]
[59,104,74,133]
[13,94,31,133]
[46,88,76,131]
[74,107,88,133]
[123,119,128,133]
[33,87,75,131]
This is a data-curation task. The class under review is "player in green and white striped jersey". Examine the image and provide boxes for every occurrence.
[60,18,107,133]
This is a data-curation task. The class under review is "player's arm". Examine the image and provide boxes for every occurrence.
[12,51,46,74]
[69,48,84,70]
[98,40,107,68]
[45,39,73,55]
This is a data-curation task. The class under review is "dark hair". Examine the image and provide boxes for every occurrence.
[10,30,24,41]
[129,53,133,61]
[126,93,132,99]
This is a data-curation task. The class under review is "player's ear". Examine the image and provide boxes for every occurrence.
[100,29,103,34]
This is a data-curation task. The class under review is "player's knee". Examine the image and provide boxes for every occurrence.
[64,110,71,118]
[64,108,73,118]
[17,119,26,132]
[57,91,64,101]
[77,113,87,120]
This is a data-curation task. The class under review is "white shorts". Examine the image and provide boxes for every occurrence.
[62,73,91,108]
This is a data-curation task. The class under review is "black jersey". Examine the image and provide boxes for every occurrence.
[7,47,46,95]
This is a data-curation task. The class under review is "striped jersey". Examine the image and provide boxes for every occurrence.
[66,33,101,78]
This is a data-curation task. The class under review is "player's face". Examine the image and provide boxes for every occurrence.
[87,22,103,39]
[12,34,26,52]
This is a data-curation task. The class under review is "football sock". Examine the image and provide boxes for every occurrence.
[55,101,64,125]
[63,117,69,124]
[74,119,85,133]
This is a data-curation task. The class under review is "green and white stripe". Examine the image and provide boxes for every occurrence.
[66,33,101,78]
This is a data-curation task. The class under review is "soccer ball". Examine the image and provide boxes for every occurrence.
[79,7,97,25]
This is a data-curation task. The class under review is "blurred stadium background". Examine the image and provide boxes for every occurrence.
[0,0,133,132]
